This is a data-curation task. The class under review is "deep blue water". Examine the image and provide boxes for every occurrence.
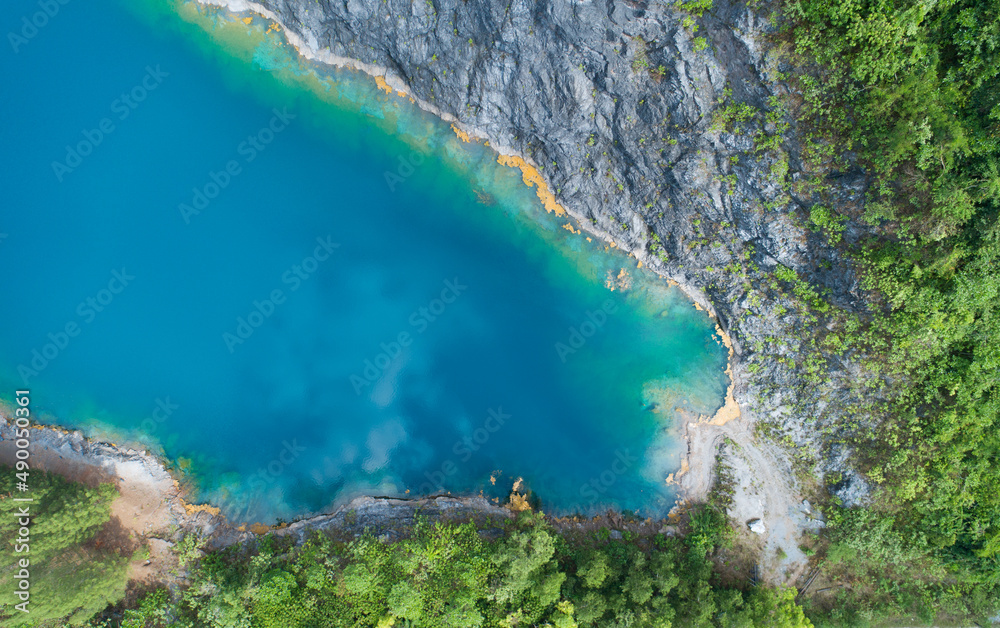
[0,0,727,522]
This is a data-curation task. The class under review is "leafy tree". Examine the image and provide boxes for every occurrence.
[120,588,171,628]
[776,0,1000,622]
[155,512,808,628]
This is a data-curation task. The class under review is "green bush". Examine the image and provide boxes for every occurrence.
[809,205,847,243]
[677,0,713,17]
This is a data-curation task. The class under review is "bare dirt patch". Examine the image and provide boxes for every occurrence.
[674,409,824,586]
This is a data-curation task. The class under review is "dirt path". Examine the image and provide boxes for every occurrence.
[676,411,822,584]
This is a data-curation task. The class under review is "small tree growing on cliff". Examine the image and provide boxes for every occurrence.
[631,37,649,72]
[676,0,712,16]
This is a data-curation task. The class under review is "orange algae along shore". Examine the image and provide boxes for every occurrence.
[707,325,741,425]
[444,122,566,217]
[496,154,566,216]
[451,124,473,143]
[182,499,222,516]
[374,75,393,94]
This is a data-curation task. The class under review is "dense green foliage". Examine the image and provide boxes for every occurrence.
[126,509,809,628]
[777,0,1000,623]
[0,467,131,626]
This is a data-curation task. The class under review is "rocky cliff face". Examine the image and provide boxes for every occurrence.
[228,0,871,500]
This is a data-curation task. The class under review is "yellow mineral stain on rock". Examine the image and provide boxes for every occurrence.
[182,501,222,516]
[637,261,643,268]
[509,492,531,511]
[586,237,592,242]
[705,326,741,425]
[451,124,473,143]
[508,477,531,511]
[694,302,705,311]
[496,154,566,216]
[562,222,580,234]
[605,268,633,292]
[241,16,252,24]
[373,75,393,94]
[249,523,271,535]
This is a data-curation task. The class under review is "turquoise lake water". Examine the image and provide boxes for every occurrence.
[0,0,728,522]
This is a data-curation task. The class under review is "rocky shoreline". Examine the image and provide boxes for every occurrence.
[0,414,514,546]
[0,0,863,585]
[4,414,738,580]
[188,0,854,576]
[0,398,816,585]
[0,413,526,585]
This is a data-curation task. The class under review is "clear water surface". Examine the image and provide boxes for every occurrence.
[0,0,728,523]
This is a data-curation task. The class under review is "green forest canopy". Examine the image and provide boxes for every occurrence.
[778,0,1000,624]
[0,467,131,626]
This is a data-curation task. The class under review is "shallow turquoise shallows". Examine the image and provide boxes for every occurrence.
[0,0,727,522]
